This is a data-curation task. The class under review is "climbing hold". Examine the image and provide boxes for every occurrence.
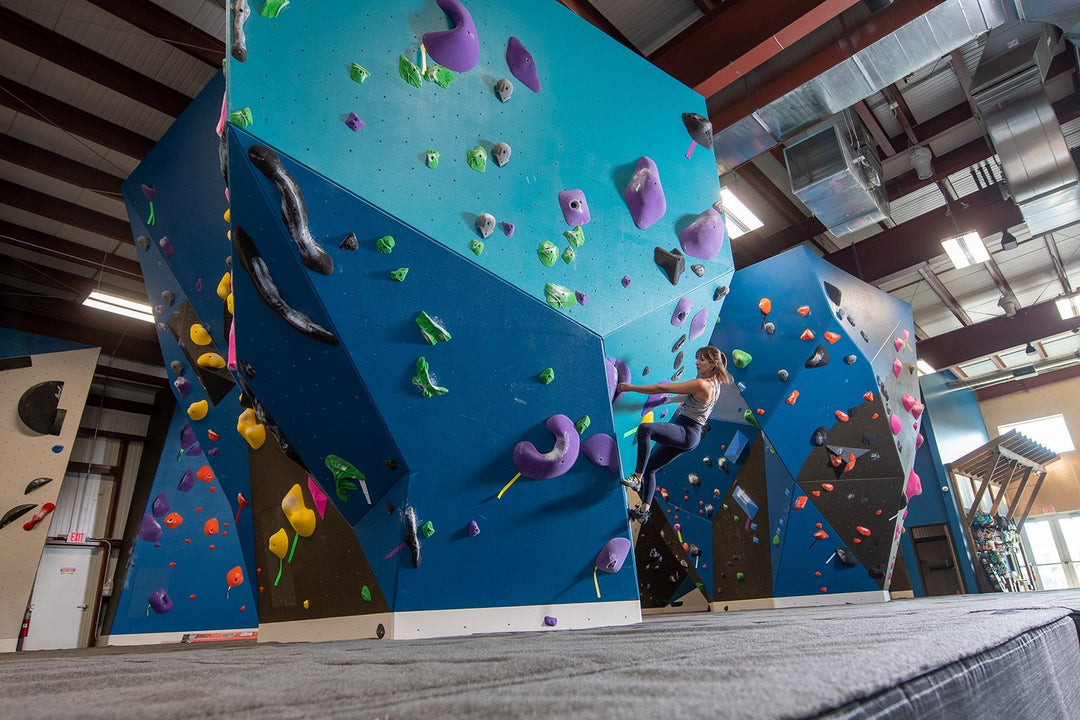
[581,433,619,473]
[824,331,841,344]
[805,345,830,368]
[136,236,150,252]
[764,322,775,334]
[163,512,183,529]
[731,349,752,369]
[797,306,811,316]
[476,213,496,238]
[177,470,195,493]
[158,237,174,259]
[469,239,484,256]
[174,377,190,399]
[349,62,370,83]
[564,226,585,248]
[491,142,511,167]
[691,264,705,277]
[625,158,667,231]
[835,546,858,566]
[422,0,479,72]
[811,427,828,446]
[544,616,558,627]
[412,357,448,398]
[622,275,632,288]
[890,414,902,435]
[467,520,480,537]
[398,55,423,88]
[425,150,440,169]
[654,247,685,285]
[424,65,455,88]
[575,290,589,305]
[236,408,266,449]
[377,235,395,254]
[416,311,451,345]
[800,329,815,341]
[152,492,170,519]
[325,454,368,503]
[575,416,591,434]
[420,520,435,539]
[502,221,515,237]
[544,283,578,309]
[282,484,316,537]
[915,433,924,449]
[403,506,422,568]
[681,112,714,150]
[562,246,576,264]
[671,297,692,326]
[23,477,52,495]
[863,391,874,402]
[714,286,729,301]
[344,112,365,131]
[855,526,872,537]
[539,367,555,385]
[905,469,922,499]
[494,78,513,102]
[170,360,184,376]
[894,337,904,352]
[835,410,849,422]
[196,466,213,482]
[216,272,232,300]
[558,190,590,227]
[843,355,857,365]
[187,400,208,421]
[147,589,173,614]
[902,393,917,412]
[190,324,212,346]
[228,107,254,129]
[138,513,162,545]
[785,390,799,405]
[197,352,226,369]
[513,414,580,479]
[467,146,487,173]
[824,282,843,305]
[679,208,725,260]
[892,358,903,377]
[390,267,409,282]
[688,309,709,341]
[505,36,540,92]
[777,369,789,381]
[531,242,557,267]
[204,517,219,536]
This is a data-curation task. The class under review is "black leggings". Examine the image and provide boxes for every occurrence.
[634,415,703,507]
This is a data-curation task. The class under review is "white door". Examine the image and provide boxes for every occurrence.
[21,545,99,651]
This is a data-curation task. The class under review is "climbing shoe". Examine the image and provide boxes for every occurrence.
[620,475,642,493]
[628,507,650,524]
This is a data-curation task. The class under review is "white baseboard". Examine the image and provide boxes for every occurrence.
[0,638,16,653]
[711,590,891,612]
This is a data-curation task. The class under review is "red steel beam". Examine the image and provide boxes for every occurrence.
[974,364,1080,402]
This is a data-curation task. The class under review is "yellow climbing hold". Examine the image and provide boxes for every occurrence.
[303,599,309,610]
[281,484,316,537]
[235,408,266,449]
[190,324,212,346]
[223,208,231,223]
[187,400,208,421]
[216,272,232,300]
[268,528,289,559]
[227,292,234,314]
[197,352,226,368]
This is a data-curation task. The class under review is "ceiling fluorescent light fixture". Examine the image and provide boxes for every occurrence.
[82,290,154,323]
[717,187,764,239]
[916,359,936,376]
[1056,293,1080,320]
[941,231,990,270]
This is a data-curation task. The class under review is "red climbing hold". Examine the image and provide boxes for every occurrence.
[856,526,871,536]
[794,496,808,510]
[823,331,841,344]
[863,391,874,402]
[797,306,810,316]
[835,410,849,422]
[830,456,842,467]
[821,483,834,492]
[786,390,799,405]
[800,329,815,341]
[812,490,821,497]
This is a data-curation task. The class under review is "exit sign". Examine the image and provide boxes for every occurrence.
[68,532,85,543]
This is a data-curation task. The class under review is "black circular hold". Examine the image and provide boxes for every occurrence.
[812,427,829,446]
[376,623,385,639]
[18,381,65,435]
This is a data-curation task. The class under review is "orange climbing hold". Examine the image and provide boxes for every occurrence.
[815,571,822,576]
[756,408,764,416]
[204,518,219,535]
[196,465,214,482]
[758,298,772,315]
[797,306,810,316]
[813,530,828,539]
[823,331,841,344]
[830,456,842,467]
[835,410,849,422]
[821,483,834,492]
[785,390,799,405]
[794,496,808,510]
[844,454,856,472]
[163,512,183,529]
[856,526,871,536]
[800,329,815,341]
[863,391,874,402]
[208,430,220,441]
[812,490,821,497]
[820,587,828,593]
[872,413,879,419]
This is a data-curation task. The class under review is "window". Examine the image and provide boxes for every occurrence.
[997,414,1074,454]
[717,187,763,239]
[1021,514,1080,590]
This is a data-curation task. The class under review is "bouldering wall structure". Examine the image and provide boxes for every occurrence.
[218,0,732,639]
[635,247,924,610]
[0,345,99,652]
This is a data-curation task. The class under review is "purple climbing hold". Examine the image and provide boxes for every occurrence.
[152,492,170,519]
[671,296,692,327]
[141,184,157,202]
[207,447,219,458]
[595,537,632,573]
[621,275,631,288]
[177,469,196,493]
[611,359,630,403]
[544,616,558,627]
[581,433,619,474]
[575,290,589,305]
[505,36,540,92]
[180,423,199,453]
[158,237,174,259]
[147,589,173,614]
[512,414,580,480]
[138,513,163,545]
[173,376,190,399]
[624,156,666,230]
[345,112,365,130]
[643,386,670,415]
[688,308,709,341]
[195,278,203,292]
[502,221,515,237]
[558,189,590,226]
[605,358,618,401]
[678,208,725,260]
[422,0,480,72]
[467,520,480,537]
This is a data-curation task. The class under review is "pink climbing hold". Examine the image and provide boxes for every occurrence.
[227,317,238,371]
[892,358,902,377]
[890,413,902,435]
[894,338,904,352]
[902,393,917,412]
[307,476,328,519]
[915,433,925,449]
[905,469,922,499]
[910,400,925,420]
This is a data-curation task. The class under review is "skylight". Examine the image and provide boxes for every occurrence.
[718,187,764,239]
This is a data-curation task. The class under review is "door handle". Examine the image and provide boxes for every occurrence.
[76,604,88,610]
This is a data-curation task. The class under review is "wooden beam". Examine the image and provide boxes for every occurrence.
[0,133,125,196]
[0,77,156,158]
[0,221,142,281]
[83,0,225,68]
[0,180,131,243]
[0,7,192,117]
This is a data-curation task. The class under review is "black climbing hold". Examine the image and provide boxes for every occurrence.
[1,504,36,530]
[672,367,684,381]
[403,506,421,568]
[239,360,257,378]
[836,308,845,322]
[835,546,859,567]
[376,623,385,639]
[654,247,685,285]
[843,355,857,365]
[18,381,66,435]
[847,314,856,326]
[340,232,359,250]
[384,459,398,470]
[860,330,870,342]
[805,345,830,369]
[824,281,843,305]
[642,366,650,376]
[681,112,714,149]
[868,563,885,579]
[136,236,150,252]
[714,285,729,301]
[674,351,684,369]
[691,263,705,277]
[861,433,876,446]
[386,502,395,515]
[672,334,687,353]
[24,477,52,495]
[811,427,829,446]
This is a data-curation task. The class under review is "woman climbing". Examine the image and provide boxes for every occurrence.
[616,345,732,523]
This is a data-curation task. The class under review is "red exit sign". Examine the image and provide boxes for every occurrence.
[68,532,85,543]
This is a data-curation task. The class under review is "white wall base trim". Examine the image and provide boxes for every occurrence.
[100,627,257,647]
[0,638,16,653]
[711,590,890,612]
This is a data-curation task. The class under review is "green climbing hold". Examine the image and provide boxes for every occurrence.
[349,63,370,84]
[544,283,578,310]
[772,534,781,546]
[377,235,395,253]
[412,357,448,398]
[228,108,254,128]
[424,65,454,88]
[420,520,435,538]
[390,267,409,282]
[564,226,585,248]
[732,349,752,368]
[539,367,555,385]
[425,150,440,169]
[398,55,423,88]
[575,416,591,434]
[736,572,745,581]
[467,146,487,173]
[361,585,372,602]
[743,409,762,430]
[561,246,575,264]
[469,239,484,256]
[415,311,451,345]
[324,454,366,502]
[260,0,289,18]
[537,241,558,267]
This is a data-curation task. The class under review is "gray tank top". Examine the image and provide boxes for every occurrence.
[675,378,722,425]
